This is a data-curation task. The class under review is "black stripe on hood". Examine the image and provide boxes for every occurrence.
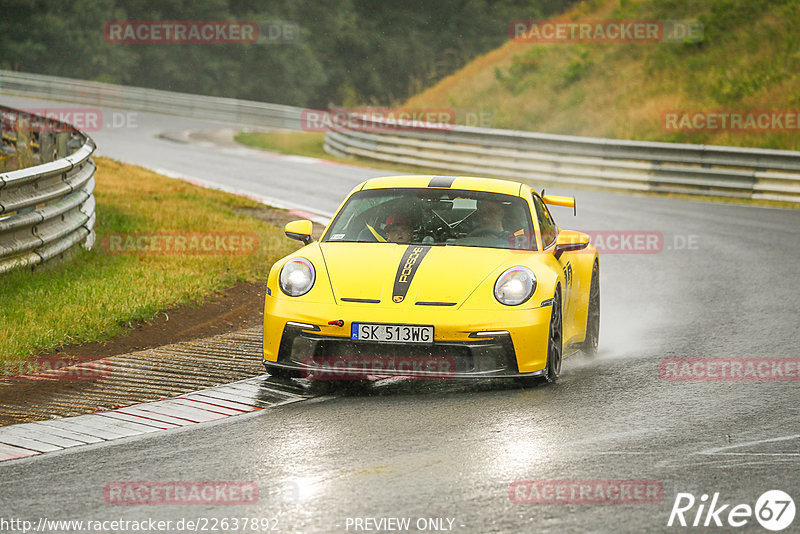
[391,246,431,303]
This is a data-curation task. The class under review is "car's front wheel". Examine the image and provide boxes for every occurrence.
[264,362,301,380]
[517,287,562,387]
[543,288,563,383]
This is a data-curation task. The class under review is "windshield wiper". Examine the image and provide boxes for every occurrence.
[431,209,476,229]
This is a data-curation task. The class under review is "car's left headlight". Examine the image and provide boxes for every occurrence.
[494,266,536,306]
[279,257,315,296]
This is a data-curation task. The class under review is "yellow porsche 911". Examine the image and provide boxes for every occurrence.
[263,175,599,384]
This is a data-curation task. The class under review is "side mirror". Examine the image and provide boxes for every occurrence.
[554,230,590,259]
[543,194,576,216]
[284,220,313,245]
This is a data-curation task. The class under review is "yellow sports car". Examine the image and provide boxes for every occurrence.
[263,175,599,384]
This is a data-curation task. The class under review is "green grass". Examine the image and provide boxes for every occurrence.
[406,0,800,151]
[0,157,298,370]
[235,130,458,176]
[235,131,331,159]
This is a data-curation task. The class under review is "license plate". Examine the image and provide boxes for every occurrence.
[351,323,434,344]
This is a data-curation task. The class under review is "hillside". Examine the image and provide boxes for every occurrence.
[405,0,800,150]
[0,0,571,108]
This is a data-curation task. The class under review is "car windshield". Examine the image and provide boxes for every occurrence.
[323,188,536,250]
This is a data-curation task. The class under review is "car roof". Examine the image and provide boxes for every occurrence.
[358,175,525,196]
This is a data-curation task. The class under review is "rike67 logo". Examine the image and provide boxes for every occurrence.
[668,490,795,531]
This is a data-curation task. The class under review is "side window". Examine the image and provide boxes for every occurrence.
[533,196,558,248]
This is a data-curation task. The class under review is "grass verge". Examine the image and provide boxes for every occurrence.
[0,157,298,370]
[235,131,331,159]
[234,130,454,176]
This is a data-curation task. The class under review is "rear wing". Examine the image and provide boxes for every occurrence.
[543,194,576,216]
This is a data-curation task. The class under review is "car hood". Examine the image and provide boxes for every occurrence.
[319,243,522,307]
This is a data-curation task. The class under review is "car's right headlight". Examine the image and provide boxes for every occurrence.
[279,258,315,296]
[494,266,536,306]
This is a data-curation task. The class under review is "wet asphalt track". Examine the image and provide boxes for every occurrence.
[1,94,799,533]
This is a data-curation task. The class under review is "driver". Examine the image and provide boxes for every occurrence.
[468,199,506,237]
[384,213,413,243]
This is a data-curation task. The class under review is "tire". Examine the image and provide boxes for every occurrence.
[543,288,563,383]
[580,262,600,356]
[264,363,301,380]
[516,287,562,388]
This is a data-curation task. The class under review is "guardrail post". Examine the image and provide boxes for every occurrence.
[55,132,68,159]
[39,131,54,163]
[14,121,34,170]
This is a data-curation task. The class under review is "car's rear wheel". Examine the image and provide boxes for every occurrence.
[543,288,563,383]
[580,262,600,356]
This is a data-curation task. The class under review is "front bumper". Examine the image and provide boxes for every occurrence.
[263,297,552,378]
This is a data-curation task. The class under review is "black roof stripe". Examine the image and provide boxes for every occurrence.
[428,176,456,188]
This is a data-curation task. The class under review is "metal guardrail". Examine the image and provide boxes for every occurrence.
[0,106,96,274]
[323,117,800,203]
[0,70,304,130]
[0,69,308,275]
[3,70,798,204]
